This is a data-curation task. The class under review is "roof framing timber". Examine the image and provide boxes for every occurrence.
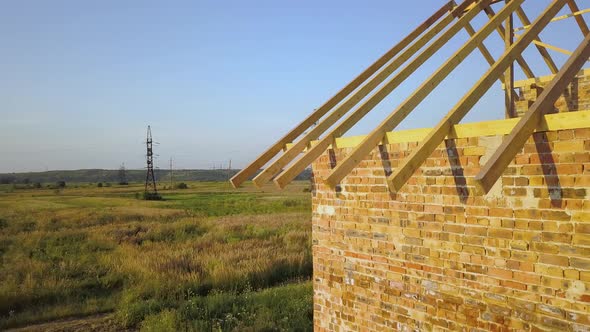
[272,0,507,188]
[251,2,465,188]
[229,0,454,188]
[324,0,524,188]
[235,0,590,192]
[386,0,567,193]
[475,31,590,193]
[514,7,590,32]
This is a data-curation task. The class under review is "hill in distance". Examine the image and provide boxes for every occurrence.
[0,168,312,184]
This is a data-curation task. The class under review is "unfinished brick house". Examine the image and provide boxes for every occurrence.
[233,0,590,330]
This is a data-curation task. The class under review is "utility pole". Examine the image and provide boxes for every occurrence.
[169,157,173,188]
[144,125,161,200]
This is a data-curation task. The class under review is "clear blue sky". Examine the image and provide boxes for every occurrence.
[0,1,587,172]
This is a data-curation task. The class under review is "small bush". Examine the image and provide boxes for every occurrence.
[283,199,299,207]
[97,182,103,188]
[175,183,188,189]
[143,192,163,201]
[140,309,180,332]
[56,181,66,188]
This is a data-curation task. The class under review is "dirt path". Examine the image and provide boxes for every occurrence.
[6,313,128,332]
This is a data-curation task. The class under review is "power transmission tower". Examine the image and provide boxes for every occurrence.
[169,157,174,188]
[118,163,128,185]
[144,125,161,200]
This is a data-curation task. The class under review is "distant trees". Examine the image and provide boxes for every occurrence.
[56,181,66,188]
[0,176,15,184]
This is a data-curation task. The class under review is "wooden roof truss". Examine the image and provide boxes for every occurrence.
[231,0,590,194]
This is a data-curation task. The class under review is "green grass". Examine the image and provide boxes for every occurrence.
[0,181,313,330]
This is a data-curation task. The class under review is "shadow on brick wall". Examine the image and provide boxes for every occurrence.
[445,139,469,204]
[533,132,562,208]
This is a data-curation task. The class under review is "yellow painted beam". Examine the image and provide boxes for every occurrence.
[476,31,590,193]
[228,1,454,188]
[284,111,590,151]
[323,0,523,188]
[387,0,567,193]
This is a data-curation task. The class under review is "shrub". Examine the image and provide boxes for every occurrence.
[97,182,103,188]
[56,181,66,188]
[175,183,188,189]
[143,192,163,201]
[140,309,180,332]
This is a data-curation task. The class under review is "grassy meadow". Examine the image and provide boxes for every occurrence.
[0,180,313,331]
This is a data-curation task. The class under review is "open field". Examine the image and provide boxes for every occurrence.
[0,181,313,331]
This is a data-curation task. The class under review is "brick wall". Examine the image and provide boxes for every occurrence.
[311,127,590,331]
[513,69,590,117]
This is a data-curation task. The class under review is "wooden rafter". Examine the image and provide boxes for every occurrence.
[272,1,498,188]
[323,0,524,188]
[475,31,590,193]
[247,2,458,188]
[566,0,590,36]
[515,6,559,74]
[387,0,566,193]
[504,0,515,118]
[483,6,535,79]
[228,0,454,188]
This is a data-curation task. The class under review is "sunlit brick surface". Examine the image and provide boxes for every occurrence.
[311,129,590,331]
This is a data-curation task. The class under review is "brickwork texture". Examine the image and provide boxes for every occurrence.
[311,127,590,331]
[514,69,590,116]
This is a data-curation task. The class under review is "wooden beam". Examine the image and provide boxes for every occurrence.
[531,40,574,56]
[464,22,521,101]
[323,0,524,188]
[387,0,566,193]
[515,6,559,74]
[228,0,454,188]
[250,2,462,187]
[514,8,590,32]
[483,6,535,79]
[476,32,590,193]
[505,0,515,118]
[567,0,590,36]
[271,2,492,189]
[286,112,590,150]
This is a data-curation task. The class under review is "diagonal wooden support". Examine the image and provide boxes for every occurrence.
[387,0,566,193]
[475,31,590,193]
[515,8,590,32]
[483,6,535,79]
[531,40,574,56]
[515,6,559,74]
[567,0,590,36]
[323,0,524,188]
[251,1,473,187]
[271,1,495,189]
[228,1,454,188]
